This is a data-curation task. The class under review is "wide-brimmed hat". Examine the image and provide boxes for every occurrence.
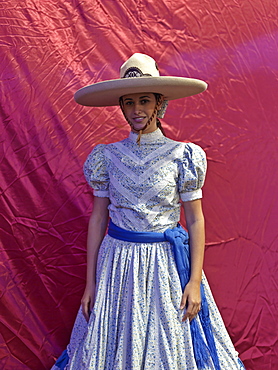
[74,53,207,108]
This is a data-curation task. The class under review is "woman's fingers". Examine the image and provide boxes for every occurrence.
[81,295,91,322]
[81,286,95,322]
[180,283,201,322]
[180,292,188,310]
[182,301,201,322]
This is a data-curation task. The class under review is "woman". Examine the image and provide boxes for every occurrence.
[52,53,245,369]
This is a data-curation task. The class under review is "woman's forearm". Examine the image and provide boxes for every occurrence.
[86,197,110,289]
[181,199,205,320]
[183,199,205,284]
[187,217,205,284]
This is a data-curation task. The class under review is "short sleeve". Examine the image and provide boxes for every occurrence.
[178,143,207,202]
[83,144,109,197]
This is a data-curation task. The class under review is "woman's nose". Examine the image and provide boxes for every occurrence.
[134,102,142,113]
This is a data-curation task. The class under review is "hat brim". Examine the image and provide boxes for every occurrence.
[74,76,207,107]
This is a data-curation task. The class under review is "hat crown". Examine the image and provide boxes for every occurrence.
[120,53,160,78]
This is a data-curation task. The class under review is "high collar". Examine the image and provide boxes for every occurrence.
[128,128,164,144]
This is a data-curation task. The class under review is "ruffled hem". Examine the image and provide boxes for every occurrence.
[180,189,202,202]
[93,189,109,197]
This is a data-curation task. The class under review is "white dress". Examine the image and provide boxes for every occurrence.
[52,129,245,370]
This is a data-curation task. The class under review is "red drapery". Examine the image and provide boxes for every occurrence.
[0,1,277,369]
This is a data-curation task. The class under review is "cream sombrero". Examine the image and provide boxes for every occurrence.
[74,53,207,107]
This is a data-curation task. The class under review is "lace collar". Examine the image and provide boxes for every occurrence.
[128,129,164,144]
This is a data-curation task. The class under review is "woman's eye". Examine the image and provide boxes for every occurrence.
[141,99,150,104]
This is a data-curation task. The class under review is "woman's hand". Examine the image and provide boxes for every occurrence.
[81,285,95,322]
[180,280,201,322]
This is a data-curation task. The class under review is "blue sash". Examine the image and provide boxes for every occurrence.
[108,220,220,370]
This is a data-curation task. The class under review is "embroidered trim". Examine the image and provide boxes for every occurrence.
[123,67,152,78]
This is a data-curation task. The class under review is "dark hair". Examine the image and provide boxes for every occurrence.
[156,118,165,136]
[154,94,166,136]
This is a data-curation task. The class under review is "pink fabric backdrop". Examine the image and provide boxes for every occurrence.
[0,1,277,369]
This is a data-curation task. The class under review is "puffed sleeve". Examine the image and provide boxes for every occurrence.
[83,144,109,197]
[178,143,207,202]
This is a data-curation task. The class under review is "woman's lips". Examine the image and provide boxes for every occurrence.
[132,116,146,123]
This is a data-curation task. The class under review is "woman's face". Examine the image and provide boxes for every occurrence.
[121,92,162,133]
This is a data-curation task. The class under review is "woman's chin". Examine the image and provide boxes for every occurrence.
[131,122,146,131]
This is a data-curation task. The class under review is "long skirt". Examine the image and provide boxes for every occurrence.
[51,234,245,370]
